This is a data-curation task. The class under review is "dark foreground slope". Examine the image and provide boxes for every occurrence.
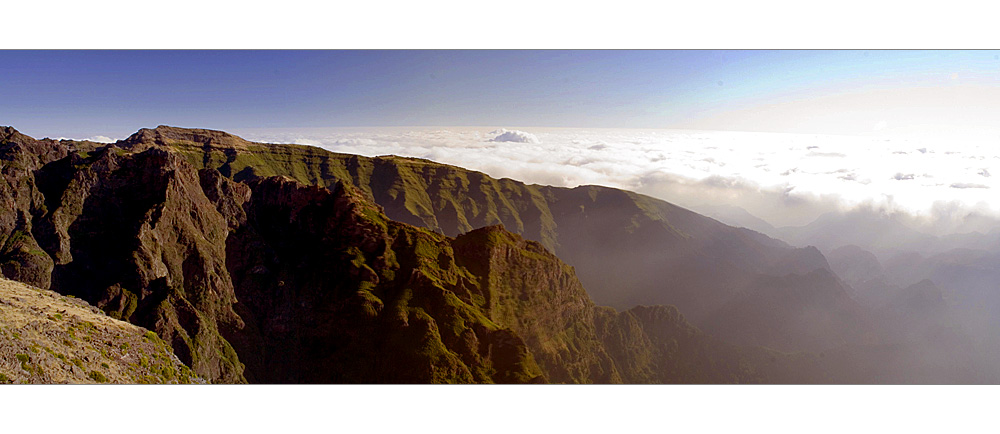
[1,126,825,383]
[119,126,868,353]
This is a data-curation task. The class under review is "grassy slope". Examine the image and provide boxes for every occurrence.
[0,277,198,384]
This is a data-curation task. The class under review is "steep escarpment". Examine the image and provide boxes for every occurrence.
[215,175,816,383]
[123,126,843,349]
[30,147,246,383]
[219,176,546,383]
[0,277,198,384]
[3,126,843,383]
[0,127,72,290]
[450,225,619,383]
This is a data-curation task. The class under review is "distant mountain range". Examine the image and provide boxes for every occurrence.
[0,125,992,383]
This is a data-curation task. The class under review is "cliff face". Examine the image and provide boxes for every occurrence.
[4,137,246,382]
[0,127,71,290]
[220,176,547,383]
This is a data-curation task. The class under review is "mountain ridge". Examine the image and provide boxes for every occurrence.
[4,125,988,383]
[115,126,841,333]
[2,125,832,383]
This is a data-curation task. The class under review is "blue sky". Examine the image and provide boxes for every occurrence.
[3,50,1000,140]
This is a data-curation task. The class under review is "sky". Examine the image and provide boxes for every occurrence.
[5,50,1000,230]
[5,50,1000,141]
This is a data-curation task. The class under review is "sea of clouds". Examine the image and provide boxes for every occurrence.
[222,127,1000,232]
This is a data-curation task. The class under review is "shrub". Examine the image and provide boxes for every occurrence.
[88,370,108,383]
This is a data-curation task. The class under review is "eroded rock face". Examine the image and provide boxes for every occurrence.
[31,146,246,383]
[223,177,546,383]
[451,225,621,383]
[0,129,65,289]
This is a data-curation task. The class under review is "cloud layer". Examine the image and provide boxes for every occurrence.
[234,126,1000,232]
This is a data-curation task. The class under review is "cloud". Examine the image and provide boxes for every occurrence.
[893,173,916,181]
[489,129,541,144]
[86,135,116,143]
[950,183,990,189]
[293,138,322,146]
[807,151,847,158]
[332,138,378,147]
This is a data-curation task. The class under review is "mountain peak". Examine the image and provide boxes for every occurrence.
[120,125,253,149]
[0,126,36,145]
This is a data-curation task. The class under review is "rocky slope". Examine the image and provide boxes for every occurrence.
[0,277,198,384]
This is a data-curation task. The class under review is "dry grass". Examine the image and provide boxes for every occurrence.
[0,278,200,384]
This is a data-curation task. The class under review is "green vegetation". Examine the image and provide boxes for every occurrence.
[106,289,138,320]
[88,370,107,383]
[17,354,32,374]
[0,230,29,257]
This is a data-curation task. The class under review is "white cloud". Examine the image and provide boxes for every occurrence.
[54,136,118,143]
[951,183,990,189]
[489,129,541,144]
[293,138,322,146]
[86,136,116,143]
